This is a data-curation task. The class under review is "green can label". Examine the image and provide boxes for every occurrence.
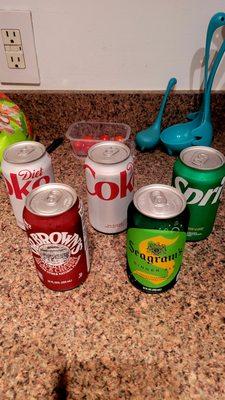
[174,175,225,206]
[127,228,186,289]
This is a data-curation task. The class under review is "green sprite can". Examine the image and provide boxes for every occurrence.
[126,184,189,293]
[172,146,225,241]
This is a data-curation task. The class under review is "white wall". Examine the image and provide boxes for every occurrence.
[0,0,225,90]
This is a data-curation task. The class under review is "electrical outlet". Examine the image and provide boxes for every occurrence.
[6,51,26,69]
[0,10,40,84]
[1,29,22,45]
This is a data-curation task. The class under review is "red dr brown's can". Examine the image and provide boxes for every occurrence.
[23,183,90,291]
[1,141,54,230]
[84,141,134,233]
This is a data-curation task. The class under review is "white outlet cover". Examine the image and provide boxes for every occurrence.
[1,29,22,45]
[0,10,40,84]
[6,51,26,69]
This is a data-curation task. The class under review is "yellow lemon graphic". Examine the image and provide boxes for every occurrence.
[141,235,179,247]
[135,235,179,285]
[133,270,167,285]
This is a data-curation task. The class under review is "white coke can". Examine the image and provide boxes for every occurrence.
[84,141,134,233]
[2,141,55,230]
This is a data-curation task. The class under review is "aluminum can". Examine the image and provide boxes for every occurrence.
[172,146,225,241]
[84,141,134,233]
[1,141,54,230]
[23,183,90,291]
[126,184,189,293]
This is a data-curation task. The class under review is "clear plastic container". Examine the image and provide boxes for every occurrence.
[66,121,131,158]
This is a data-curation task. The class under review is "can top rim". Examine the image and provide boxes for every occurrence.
[180,146,225,170]
[25,183,77,217]
[3,141,46,164]
[134,184,187,219]
[87,141,130,164]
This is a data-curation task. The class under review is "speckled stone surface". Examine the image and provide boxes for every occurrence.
[0,92,225,400]
[5,90,225,141]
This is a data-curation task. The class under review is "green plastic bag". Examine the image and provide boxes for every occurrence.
[0,92,34,172]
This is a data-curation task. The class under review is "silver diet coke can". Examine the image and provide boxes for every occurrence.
[84,141,134,233]
[2,141,54,230]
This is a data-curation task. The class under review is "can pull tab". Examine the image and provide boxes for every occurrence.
[18,146,35,157]
[192,152,208,166]
[150,190,167,208]
[103,147,119,158]
[46,190,61,205]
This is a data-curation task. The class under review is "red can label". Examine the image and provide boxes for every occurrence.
[25,225,89,291]
[84,163,134,200]
[4,167,51,200]
[2,154,54,230]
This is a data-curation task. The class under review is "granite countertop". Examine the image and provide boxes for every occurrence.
[0,134,225,400]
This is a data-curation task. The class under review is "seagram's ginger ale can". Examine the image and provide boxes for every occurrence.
[172,146,225,241]
[126,184,189,293]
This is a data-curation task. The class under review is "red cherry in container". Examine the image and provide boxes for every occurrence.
[114,135,124,142]
[100,134,110,141]
[83,135,93,141]
[82,135,94,154]
[72,140,83,154]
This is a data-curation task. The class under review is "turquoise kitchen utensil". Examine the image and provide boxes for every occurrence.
[135,77,177,151]
[186,12,225,122]
[161,38,225,154]
[160,12,225,156]
[190,38,225,146]
[160,99,202,155]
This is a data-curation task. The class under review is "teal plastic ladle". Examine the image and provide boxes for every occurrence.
[135,77,177,151]
[160,94,203,155]
[191,38,225,146]
[161,38,225,154]
[187,12,225,122]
